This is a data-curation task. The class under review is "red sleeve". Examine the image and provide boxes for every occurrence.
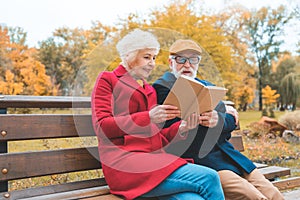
[91,72,152,139]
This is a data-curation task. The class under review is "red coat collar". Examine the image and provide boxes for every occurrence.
[114,64,128,77]
[113,65,153,96]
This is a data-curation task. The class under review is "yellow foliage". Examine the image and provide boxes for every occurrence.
[147,1,234,86]
[262,85,280,106]
[0,70,23,95]
[0,29,55,95]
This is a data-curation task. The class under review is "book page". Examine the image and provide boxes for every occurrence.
[180,75,227,115]
[163,76,200,119]
[197,87,227,113]
[163,75,227,119]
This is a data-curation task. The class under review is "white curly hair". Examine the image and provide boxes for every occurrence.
[116,29,160,61]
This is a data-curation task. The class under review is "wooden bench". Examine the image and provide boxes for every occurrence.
[0,95,298,200]
[0,95,118,200]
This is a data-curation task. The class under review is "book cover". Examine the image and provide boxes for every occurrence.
[163,75,227,119]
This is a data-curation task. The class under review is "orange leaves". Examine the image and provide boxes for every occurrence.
[0,27,54,95]
[0,27,10,46]
[0,70,23,95]
[237,86,255,104]
[262,85,280,106]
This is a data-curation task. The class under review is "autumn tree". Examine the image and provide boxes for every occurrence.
[147,1,234,89]
[38,23,113,96]
[243,6,294,111]
[234,86,255,112]
[279,73,300,111]
[0,26,55,95]
[38,27,89,95]
[38,37,64,93]
[216,7,256,110]
[0,26,11,76]
[271,54,297,109]
[0,70,23,95]
[80,22,116,95]
[262,85,280,117]
[4,44,54,95]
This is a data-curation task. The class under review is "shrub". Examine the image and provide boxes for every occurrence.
[279,111,300,130]
[246,122,270,138]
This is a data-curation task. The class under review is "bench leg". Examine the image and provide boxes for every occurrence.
[0,108,8,192]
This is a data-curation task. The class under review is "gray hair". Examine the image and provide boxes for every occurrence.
[116,29,160,62]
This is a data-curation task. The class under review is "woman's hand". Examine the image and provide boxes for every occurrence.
[178,113,199,135]
[149,105,180,124]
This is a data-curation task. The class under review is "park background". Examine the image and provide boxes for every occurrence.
[1,0,300,192]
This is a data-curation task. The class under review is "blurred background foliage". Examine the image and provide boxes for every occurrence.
[0,0,299,113]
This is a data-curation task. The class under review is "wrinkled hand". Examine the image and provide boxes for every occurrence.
[199,110,218,128]
[149,105,180,124]
[225,105,239,125]
[178,113,199,135]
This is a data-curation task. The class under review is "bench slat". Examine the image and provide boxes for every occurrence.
[0,114,94,141]
[254,162,268,169]
[258,166,291,180]
[83,194,158,200]
[17,186,111,200]
[0,178,107,200]
[0,147,100,181]
[273,177,300,190]
[83,194,123,200]
[0,95,90,108]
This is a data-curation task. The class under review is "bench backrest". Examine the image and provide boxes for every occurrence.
[0,96,103,197]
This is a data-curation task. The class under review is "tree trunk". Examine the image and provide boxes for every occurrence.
[259,77,263,111]
[243,103,248,111]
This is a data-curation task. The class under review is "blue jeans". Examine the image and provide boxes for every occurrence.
[141,163,225,200]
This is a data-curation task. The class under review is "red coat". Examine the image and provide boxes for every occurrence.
[91,65,187,199]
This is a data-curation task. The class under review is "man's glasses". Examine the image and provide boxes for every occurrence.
[172,56,201,65]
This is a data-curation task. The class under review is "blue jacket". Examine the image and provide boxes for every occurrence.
[153,72,256,175]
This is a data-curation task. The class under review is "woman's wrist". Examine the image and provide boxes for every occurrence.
[178,121,188,137]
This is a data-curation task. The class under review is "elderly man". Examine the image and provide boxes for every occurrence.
[153,39,284,200]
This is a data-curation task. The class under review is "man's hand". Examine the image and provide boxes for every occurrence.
[199,110,218,128]
[225,105,239,125]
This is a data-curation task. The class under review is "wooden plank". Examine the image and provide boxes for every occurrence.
[83,194,123,200]
[0,95,90,108]
[0,114,94,141]
[0,147,100,181]
[258,166,291,180]
[273,177,300,190]
[17,186,112,200]
[82,194,158,200]
[254,162,268,169]
[228,135,244,151]
[0,178,107,200]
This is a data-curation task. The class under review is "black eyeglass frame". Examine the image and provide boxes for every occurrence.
[171,56,201,65]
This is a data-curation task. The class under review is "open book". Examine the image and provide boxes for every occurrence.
[163,75,227,119]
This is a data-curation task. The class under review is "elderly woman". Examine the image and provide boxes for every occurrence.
[91,29,225,200]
